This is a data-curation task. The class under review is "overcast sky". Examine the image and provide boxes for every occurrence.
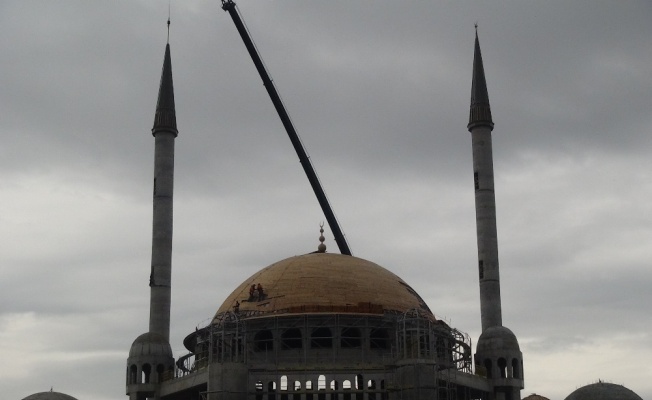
[1,1,651,399]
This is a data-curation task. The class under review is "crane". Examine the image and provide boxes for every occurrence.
[221,0,352,256]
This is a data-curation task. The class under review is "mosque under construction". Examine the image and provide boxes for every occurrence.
[20,5,645,400]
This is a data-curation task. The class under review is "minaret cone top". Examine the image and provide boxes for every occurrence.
[152,43,178,136]
[468,30,493,131]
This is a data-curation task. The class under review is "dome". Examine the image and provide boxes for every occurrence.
[522,394,550,400]
[564,382,643,400]
[476,325,521,354]
[22,392,78,400]
[214,253,434,321]
[128,332,173,358]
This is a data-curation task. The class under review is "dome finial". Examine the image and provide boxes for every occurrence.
[317,222,327,253]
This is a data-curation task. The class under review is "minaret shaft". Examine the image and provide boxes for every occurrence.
[149,132,175,341]
[472,126,502,331]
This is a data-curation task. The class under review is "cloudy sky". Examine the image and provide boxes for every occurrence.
[1,1,651,399]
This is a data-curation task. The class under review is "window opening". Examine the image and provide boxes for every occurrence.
[498,357,507,378]
[370,328,389,350]
[254,330,274,352]
[311,327,333,349]
[512,358,520,378]
[484,359,493,379]
[368,380,377,400]
[256,380,264,400]
[281,328,302,349]
[129,364,138,384]
[341,327,362,348]
[141,363,151,383]
[268,381,277,400]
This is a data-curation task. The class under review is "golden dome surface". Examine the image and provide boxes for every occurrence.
[214,253,434,321]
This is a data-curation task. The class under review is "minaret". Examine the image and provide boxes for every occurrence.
[149,19,178,342]
[468,26,502,332]
[468,28,523,400]
[126,20,177,400]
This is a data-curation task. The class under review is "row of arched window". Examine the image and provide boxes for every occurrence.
[127,363,169,385]
[254,375,388,400]
[253,328,390,352]
[483,357,522,379]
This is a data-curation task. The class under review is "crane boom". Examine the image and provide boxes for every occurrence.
[221,0,352,256]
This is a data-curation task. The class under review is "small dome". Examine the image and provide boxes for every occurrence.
[22,392,78,400]
[214,253,434,321]
[523,394,550,400]
[129,332,173,358]
[564,382,643,400]
[476,325,520,354]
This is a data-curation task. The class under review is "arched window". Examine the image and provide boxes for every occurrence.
[281,328,302,349]
[370,328,389,350]
[128,364,138,384]
[341,327,361,348]
[305,380,313,400]
[156,364,165,383]
[317,376,326,400]
[484,359,493,379]
[343,380,352,400]
[280,376,288,391]
[268,381,277,400]
[512,358,520,378]
[254,330,274,352]
[311,328,333,348]
[255,380,264,400]
[368,380,377,400]
[142,363,151,383]
[353,374,364,400]
[498,358,507,378]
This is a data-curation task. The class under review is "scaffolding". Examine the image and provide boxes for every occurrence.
[176,310,474,400]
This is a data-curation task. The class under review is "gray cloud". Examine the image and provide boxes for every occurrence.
[1,1,651,400]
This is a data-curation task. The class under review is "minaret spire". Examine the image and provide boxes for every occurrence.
[152,35,177,136]
[149,21,178,342]
[468,26,493,131]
